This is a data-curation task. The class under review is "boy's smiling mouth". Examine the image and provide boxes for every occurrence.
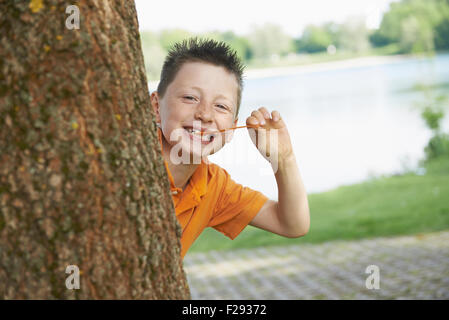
[183,126,216,144]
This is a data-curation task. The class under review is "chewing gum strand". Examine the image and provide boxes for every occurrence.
[198,124,260,136]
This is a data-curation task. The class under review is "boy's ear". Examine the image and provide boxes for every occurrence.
[150,91,161,124]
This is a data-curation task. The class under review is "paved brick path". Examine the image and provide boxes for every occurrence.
[183,231,449,300]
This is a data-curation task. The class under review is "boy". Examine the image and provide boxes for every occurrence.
[150,38,310,259]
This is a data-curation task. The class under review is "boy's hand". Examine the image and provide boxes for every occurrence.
[246,107,294,167]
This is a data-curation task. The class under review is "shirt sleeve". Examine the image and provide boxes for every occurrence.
[207,167,269,240]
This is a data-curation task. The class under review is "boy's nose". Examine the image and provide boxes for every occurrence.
[194,102,213,122]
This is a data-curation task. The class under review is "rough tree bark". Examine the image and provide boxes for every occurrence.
[0,1,190,299]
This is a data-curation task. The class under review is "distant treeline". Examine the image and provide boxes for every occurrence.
[141,0,449,80]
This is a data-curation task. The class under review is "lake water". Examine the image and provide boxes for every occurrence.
[206,54,449,199]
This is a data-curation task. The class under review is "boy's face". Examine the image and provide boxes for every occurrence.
[151,61,239,161]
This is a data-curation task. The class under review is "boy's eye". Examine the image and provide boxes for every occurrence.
[183,96,196,101]
[216,104,228,110]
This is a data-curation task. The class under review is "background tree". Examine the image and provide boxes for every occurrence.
[140,31,166,82]
[370,0,449,53]
[204,30,254,62]
[399,16,434,53]
[295,24,333,54]
[336,17,371,53]
[247,23,294,61]
[158,28,194,52]
[0,0,190,299]
[294,18,371,55]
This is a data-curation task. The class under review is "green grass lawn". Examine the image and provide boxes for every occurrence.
[188,156,449,253]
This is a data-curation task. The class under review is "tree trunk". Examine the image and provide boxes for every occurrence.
[0,0,190,299]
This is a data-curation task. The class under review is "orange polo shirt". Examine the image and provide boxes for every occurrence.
[157,127,268,259]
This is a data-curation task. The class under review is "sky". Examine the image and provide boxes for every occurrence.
[135,0,398,37]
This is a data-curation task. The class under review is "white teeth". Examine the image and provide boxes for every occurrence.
[185,127,214,142]
[187,128,201,135]
[200,134,212,142]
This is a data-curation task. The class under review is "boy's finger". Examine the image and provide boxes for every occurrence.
[259,107,271,120]
[246,116,259,146]
[272,110,281,122]
[251,110,266,125]
[246,116,259,126]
